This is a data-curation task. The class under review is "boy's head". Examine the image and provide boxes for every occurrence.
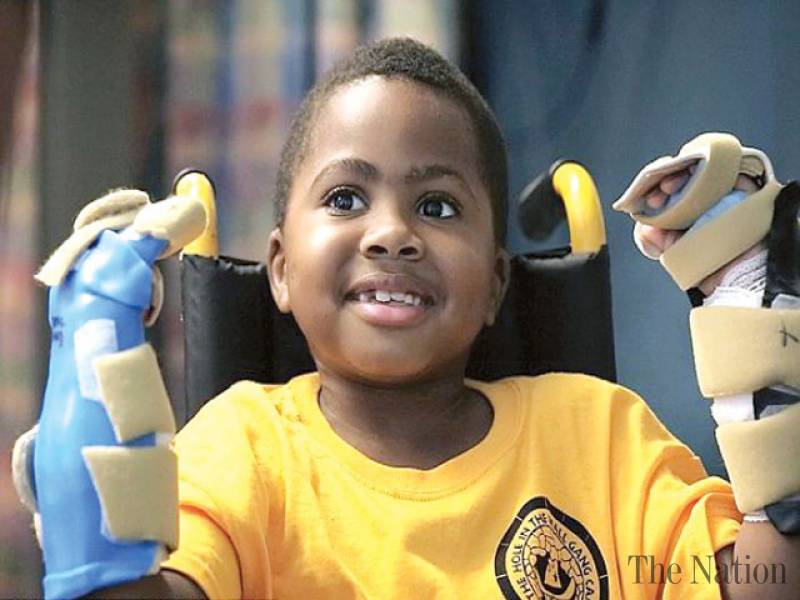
[267,38,510,384]
[275,37,508,245]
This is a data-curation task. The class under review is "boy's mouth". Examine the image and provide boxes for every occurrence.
[344,274,436,327]
[347,290,429,306]
[345,273,436,305]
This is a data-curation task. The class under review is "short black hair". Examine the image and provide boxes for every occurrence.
[274,37,508,245]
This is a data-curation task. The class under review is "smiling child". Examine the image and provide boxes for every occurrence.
[60,37,798,600]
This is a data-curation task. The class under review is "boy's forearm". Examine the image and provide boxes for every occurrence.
[717,521,800,600]
[82,570,207,600]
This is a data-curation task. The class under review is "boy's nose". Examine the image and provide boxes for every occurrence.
[359,219,424,261]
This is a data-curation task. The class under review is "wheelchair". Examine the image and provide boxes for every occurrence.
[176,162,616,424]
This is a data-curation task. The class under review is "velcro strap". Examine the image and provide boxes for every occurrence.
[613,132,742,229]
[661,180,780,289]
[716,402,800,512]
[132,195,206,259]
[72,189,149,230]
[35,189,149,287]
[690,305,800,396]
[82,446,178,549]
[93,343,176,444]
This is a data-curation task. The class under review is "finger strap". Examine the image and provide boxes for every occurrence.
[82,446,179,550]
[690,305,800,396]
[613,132,743,229]
[716,403,800,512]
[35,189,149,287]
[93,343,176,444]
[660,180,781,289]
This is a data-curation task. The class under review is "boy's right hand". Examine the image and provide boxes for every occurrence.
[12,188,205,599]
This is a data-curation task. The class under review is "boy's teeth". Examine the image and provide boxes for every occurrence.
[355,289,424,306]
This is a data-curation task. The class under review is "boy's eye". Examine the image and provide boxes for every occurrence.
[324,188,367,213]
[417,193,459,219]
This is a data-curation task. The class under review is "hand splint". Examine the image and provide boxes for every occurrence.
[614,132,782,290]
[690,305,800,397]
[684,178,800,531]
[620,135,800,531]
[82,445,179,548]
[716,402,800,513]
[13,187,205,599]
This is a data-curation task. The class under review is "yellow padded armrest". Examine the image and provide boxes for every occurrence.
[175,170,219,258]
[551,162,607,253]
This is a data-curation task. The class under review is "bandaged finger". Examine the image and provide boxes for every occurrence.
[633,222,665,259]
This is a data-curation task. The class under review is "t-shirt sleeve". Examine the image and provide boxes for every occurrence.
[162,502,241,600]
[160,384,274,600]
[608,385,743,600]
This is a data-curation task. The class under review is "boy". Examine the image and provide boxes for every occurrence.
[21,38,800,599]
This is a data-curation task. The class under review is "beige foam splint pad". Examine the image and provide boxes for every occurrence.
[35,190,150,287]
[613,133,743,229]
[73,189,150,230]
[11,424,38,515]
[660,180,781,290]
[690,305,800,397]
[716,403,800,512]
[82,446,179,549]
[132,195,206,259]
[93,344,176,444]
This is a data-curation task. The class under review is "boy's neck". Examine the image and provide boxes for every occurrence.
[316,366,494,470]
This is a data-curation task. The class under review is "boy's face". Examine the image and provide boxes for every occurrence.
[268,76,508,384]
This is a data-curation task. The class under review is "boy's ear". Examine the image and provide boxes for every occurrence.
[486,248,511,327]
[267,228,292,314]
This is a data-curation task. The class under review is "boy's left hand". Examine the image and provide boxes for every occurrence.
[632,165,764,296]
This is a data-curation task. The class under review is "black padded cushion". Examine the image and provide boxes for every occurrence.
[181,247,615,422]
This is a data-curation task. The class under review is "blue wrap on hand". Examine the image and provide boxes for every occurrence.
[34,228,169,600]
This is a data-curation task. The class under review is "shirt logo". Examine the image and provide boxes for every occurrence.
[495,496,608,600]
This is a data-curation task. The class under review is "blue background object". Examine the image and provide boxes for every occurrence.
[468,0,800,477]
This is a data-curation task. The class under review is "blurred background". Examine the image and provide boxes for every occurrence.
[2,1,799,596]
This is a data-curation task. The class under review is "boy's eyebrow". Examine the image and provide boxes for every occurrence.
[403,164,466,184]
[312,158,379,187]
[313,158,469,188]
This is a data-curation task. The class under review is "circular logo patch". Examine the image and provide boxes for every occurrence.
[495,497,608,600]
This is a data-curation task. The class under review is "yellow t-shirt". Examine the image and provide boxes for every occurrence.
[162,372,741,600]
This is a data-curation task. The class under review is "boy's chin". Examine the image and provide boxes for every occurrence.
[331,350,470,387]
